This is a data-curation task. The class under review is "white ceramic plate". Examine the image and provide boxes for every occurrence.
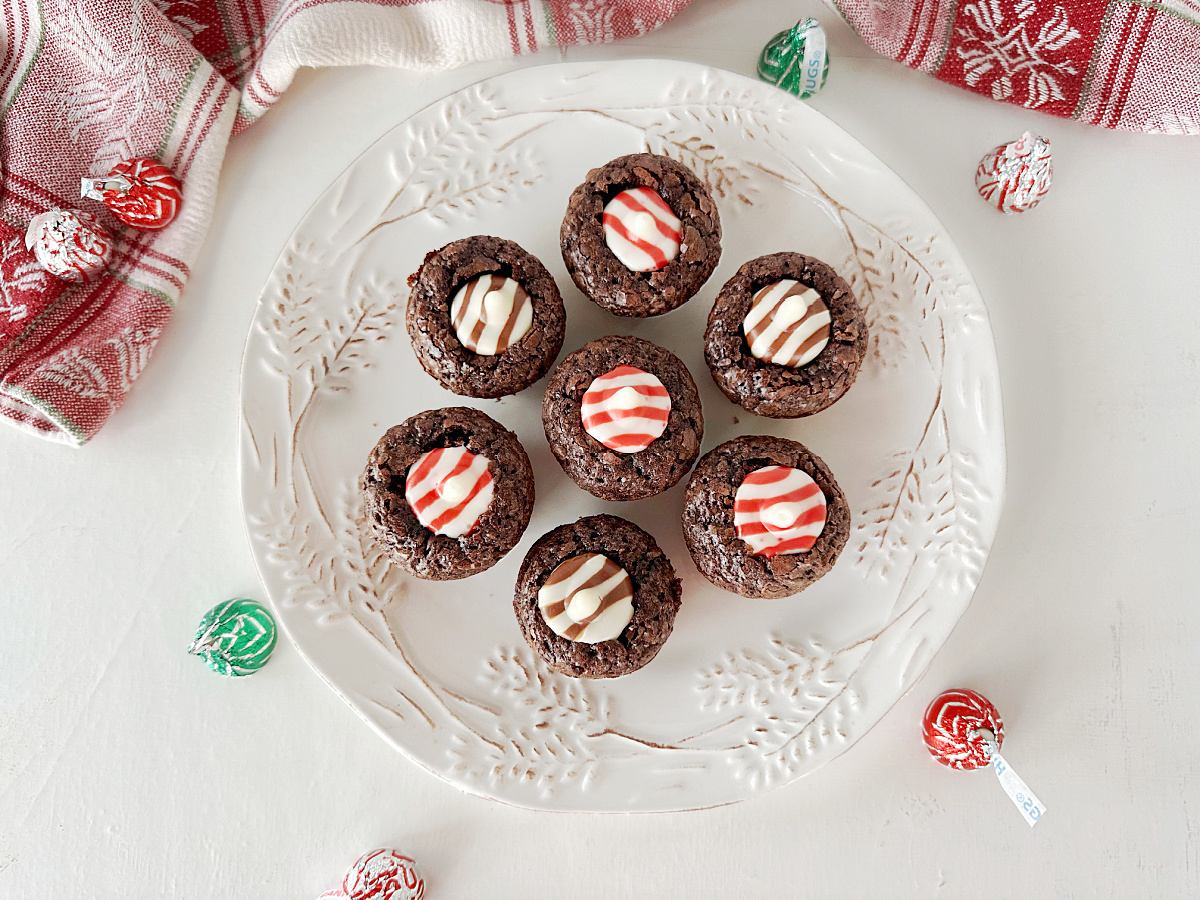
[239,60,1005,812]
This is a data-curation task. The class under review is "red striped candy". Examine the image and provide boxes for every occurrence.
[922,689,1004,770]
[581,365,671,453]
[404,446,494,538]
[601,187,681,272]
[81,157,183,230]
[974,133,1052,215]
[343,849,425,900]
[733,465,827,557]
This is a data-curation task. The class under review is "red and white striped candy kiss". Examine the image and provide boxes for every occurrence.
[922,688,1005,770]
[581,365,671,453]
[733,465,827,557]
[404,447,494,538]
[81,157,183,230]
[343,848,425,900]
[602,187,682,272]
[24,209,114,283]
[974,132,1052,214]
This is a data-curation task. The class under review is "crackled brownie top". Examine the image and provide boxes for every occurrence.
[542,335,704,501]
[514,514,682,678]
[681,434,849,598]
[406,236,565,398]
[560,153,721,317]
[705,252,867,418]
[363,407,534,580]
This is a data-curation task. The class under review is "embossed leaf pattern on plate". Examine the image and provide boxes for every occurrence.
[239,62,1005,812]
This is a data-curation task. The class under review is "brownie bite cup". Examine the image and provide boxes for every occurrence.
[542,335,704,501]
[681,435,850,599]
[406,236,566,398]
[514,515,682,678]
[560,153,721,317]
[362,407,534,580]
[705,252,868,418]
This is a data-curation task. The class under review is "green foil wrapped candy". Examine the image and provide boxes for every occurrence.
[758,18,830,100]
[188,598,277,676]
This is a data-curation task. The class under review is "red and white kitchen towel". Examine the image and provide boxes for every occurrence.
[1,0,1196,445]
[831,0,1200,132]
[0,0,691,445]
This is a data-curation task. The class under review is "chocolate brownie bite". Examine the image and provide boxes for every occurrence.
[705,252,868,418]
[542,335,704,501]
[514,515,682,678]
[406,236,566,398]
[362,407,534,580]
[681,435,850,599]
[560,153,721,317]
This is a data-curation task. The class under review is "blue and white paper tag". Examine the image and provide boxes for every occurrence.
[798,23,827,99]
[986,739,1046,827]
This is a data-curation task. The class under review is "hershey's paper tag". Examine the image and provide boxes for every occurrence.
[986,740,1046,827]
[799,25,827,98]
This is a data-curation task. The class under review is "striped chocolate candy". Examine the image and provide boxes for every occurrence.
[81,157,183,230]
[743,279,831,368]
[448,274,533,355]
[404,446,494,538]
[538,553,634,643]
[733,465,827,557]
[581,365,671,453]
[602,187,682,272]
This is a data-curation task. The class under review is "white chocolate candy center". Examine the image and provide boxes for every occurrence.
[565,586,604,621]
[482,291,508,321]
[610,385,643,411]
[437,473,470,503]
[628,211,658,241]
[777,294,808,321]
[765,503,799,530]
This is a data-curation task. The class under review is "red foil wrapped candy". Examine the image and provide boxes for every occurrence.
[81,157,183,230]
[25,209,114,283]
[922,688,1004,770]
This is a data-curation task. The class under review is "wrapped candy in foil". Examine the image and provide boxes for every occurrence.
[343,849,425,900]
[922,688,1047,825]
[188,598,277,677]
[921,688,1005,770]
[758,18,830,100]
[975,132,1052,213]
[24,209,114,283]
[81,157,183,230]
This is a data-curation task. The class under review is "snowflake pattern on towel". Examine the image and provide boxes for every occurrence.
[954,0,1083,109]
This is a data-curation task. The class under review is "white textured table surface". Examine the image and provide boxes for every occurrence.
[2,1,1198,896]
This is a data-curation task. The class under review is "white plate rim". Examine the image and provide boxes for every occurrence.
[238,59,1007,812]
